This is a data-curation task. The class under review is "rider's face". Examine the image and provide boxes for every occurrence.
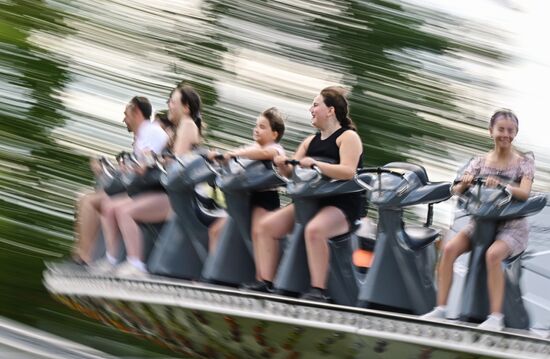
[253,116,277,146]
[490,116,517,149]
[309,94,333,128]
[123,104,135,132]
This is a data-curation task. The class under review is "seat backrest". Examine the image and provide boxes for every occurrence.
[383,162,429,185]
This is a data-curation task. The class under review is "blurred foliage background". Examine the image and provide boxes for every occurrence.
[1,0,548,357]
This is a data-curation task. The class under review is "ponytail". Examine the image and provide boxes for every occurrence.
[320,86,356,131]
[176,83,203,135]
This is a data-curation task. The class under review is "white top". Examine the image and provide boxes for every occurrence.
[242,142,285,156]
[264,142,285,156]
[133,120,169,159]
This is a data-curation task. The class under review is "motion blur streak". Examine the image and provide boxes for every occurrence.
[0,0,548,357]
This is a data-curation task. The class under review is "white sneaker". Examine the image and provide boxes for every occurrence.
[88,257,116,276]
[478,314,504,331]
[114,261,148,279]
[421,306,447,320]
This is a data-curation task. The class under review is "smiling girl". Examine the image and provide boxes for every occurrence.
[423,109,535,330]
[208,107,286,257]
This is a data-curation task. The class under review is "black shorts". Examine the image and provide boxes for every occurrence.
[250,190,280,211]
[318,191,363,225]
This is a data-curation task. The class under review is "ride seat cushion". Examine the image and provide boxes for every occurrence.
[384,162,429,185]
[404,226,439,250]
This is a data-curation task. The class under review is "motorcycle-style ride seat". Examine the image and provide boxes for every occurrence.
[194,186,226,227]
[384,162,429,185]
[403,226,440,250]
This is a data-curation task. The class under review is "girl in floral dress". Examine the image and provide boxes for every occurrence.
[423,109,535,330]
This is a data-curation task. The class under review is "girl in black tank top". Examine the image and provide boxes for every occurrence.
[306,127,363,225]
[251,86,364,303]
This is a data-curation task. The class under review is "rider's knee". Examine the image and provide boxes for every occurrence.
[441,241,460,260]
[304,221,323,242]
[114,204,131,221]
[485,246,505,267]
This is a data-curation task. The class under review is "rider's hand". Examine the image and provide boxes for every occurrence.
[485,176,501,188]
[299,157,317,169]
[223,152,236,161]
[206,150,218,161]
[90,158,102,176]
[142,150,155,167]
[135,165,147,176]
[273,155,288,167]
[461,173,474,186]
[119,163,127,173]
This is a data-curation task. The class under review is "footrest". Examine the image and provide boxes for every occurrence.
[404,226,439,250]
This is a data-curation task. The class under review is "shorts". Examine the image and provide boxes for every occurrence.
[250,190,280,211]
[318,192,363,226]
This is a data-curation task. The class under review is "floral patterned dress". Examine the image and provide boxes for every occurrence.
[461,153,535,256]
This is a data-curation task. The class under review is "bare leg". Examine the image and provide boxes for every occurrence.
[436,230,471,306]
[251,207,269,280]
[485,239,510,314]
[115,193,171,261]
[208,218,226,254]
[304,206,349,289]
[73,191,106,263]
[100,194,132,258]
[256,205,295,281]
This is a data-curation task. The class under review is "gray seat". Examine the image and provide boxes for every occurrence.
[384,162,429,185]
[404,226,439,250]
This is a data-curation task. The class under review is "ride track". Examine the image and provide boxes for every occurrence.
[44,156,550,358]
[44,269,550,359]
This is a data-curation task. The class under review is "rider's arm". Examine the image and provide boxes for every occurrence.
[230,145,281,161]
[173,120,200,156]
[90,158,102,176]
[451,174,473,195]
[275,135,314,177]
[309,131,362,180]
[506,177,533,201]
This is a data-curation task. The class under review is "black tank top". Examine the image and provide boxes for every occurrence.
[306,127,362,168]
[305,126,365,222]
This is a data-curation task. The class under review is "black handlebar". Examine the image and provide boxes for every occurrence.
[356,167,405,178]
[454,176,509,192]
[284,159,301,166]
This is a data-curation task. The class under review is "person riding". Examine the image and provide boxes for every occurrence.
[246,86,363,302]
[91,83,203,277]
[208,107,285,262]
[71,96,168,266]
[423,109,535,330]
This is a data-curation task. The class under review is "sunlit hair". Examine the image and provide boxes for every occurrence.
[175,82,203,135]
[130,96,152,119]
[320,86,356,131]
[261,107,286,142]
[490,108,519,130]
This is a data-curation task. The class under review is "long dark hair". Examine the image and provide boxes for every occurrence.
[154,110,174,130]
[176,83,203,135]
[320,86,356,131]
